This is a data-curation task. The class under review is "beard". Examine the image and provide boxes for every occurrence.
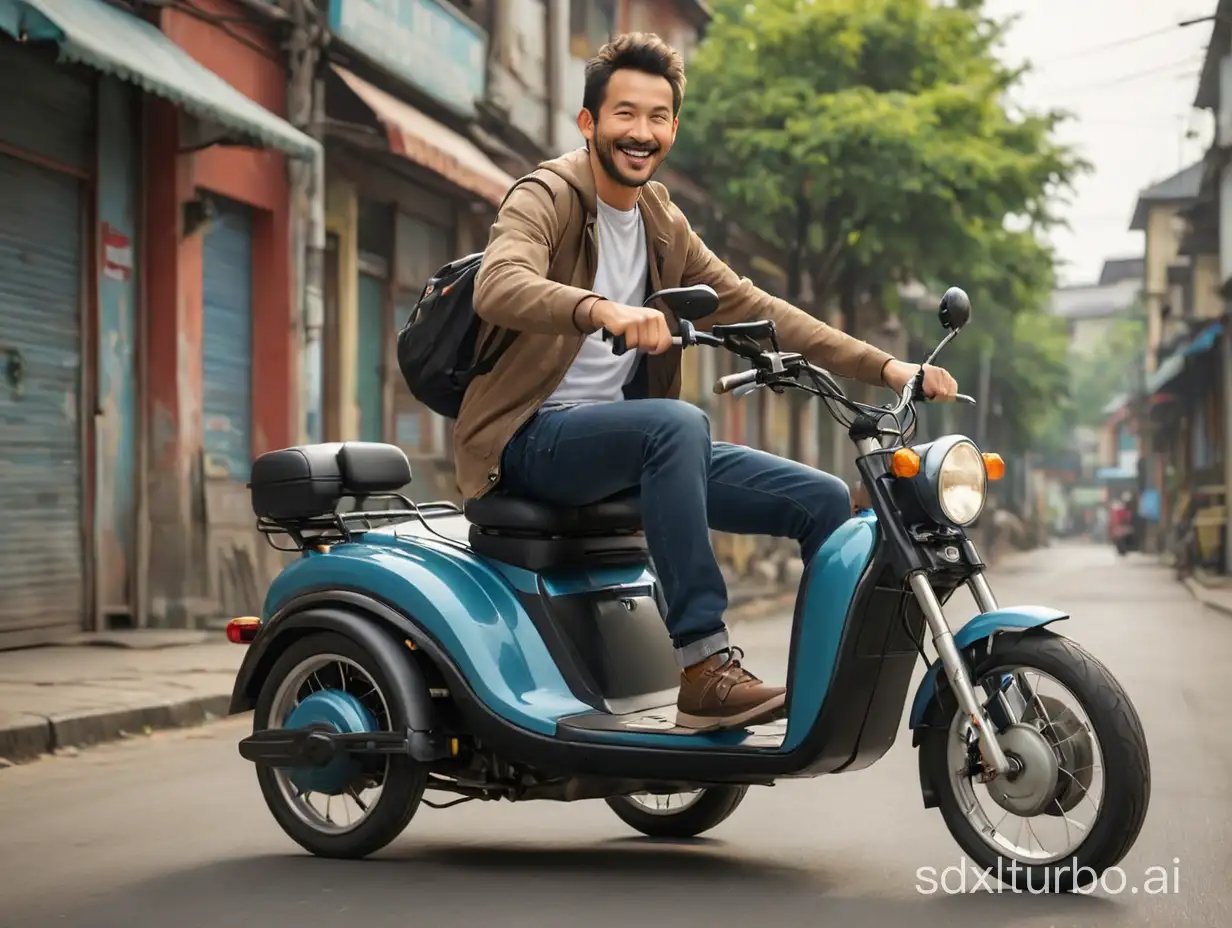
[594,128,665,188]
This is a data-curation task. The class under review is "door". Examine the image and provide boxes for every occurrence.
[202,198,254,481]
[356,270,384,442]
[0,154,86,644]
[0,43,93,647]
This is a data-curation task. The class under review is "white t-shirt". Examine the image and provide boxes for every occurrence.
[545,198,648,405]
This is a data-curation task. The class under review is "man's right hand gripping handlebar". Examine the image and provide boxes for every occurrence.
[595,300,675,356]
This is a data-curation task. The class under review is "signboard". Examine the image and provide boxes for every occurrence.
[328,0,487,115]
[100,223,133,282]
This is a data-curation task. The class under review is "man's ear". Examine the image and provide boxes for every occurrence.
[577,108,595,146]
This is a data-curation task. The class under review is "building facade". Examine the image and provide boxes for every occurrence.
[0,0,315,648]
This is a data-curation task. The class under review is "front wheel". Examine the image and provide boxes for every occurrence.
[606,786,748,838]
[252,631,428,859]
[921,630,1150,892]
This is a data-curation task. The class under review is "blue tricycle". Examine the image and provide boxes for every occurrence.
[226,285,1149,892]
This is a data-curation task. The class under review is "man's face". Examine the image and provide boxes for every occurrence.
[579,68,678,188]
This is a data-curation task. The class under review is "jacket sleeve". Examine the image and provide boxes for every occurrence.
[678,210,895,387]
[472,180,603,336]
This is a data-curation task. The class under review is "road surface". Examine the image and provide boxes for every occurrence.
[1,542,1228,928]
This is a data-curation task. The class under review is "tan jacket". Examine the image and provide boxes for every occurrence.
[457,148,894,500]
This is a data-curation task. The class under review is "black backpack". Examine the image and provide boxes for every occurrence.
[396,169,580,419]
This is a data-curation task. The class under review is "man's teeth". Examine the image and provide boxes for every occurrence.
[623,148,651,158]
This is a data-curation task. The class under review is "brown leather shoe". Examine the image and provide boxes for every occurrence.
[676,648,786,731]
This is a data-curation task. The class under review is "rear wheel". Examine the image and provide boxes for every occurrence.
[253,631,428,859]
[921,630,1150,892]
[605,786,748,838]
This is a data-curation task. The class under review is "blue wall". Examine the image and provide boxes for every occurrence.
[94,76,138,612]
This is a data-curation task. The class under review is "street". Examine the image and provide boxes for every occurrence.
[1,542,1228,928]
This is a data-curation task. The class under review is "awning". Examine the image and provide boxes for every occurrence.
[332,64,515,207]
[1184,320,1223,356]
[0,0,319,161]
[1146,351,1185,395]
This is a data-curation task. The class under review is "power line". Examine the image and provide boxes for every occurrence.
[1055,57,1205,96]
[1033,24,1186,65]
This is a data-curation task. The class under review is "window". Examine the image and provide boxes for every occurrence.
[570,0,616,58]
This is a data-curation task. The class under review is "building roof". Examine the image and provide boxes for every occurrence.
[1129,161,1205,230]
[1050,276,1141,320]
[1098,257,1144,286]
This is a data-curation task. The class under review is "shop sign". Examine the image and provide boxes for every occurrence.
[328,0,487,115]
[100,223,133,282]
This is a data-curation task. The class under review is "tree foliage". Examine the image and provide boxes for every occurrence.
[672,0,1090,452]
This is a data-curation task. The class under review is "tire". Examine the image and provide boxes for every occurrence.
[605,786,748,838]
[253,631,428,859]
[920,630,1150,892]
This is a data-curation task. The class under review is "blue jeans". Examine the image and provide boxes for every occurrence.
[497,398,852,668]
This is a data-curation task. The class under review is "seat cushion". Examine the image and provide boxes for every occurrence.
[464,491,642,535]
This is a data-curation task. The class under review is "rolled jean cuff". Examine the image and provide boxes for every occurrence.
[674,628,729,668]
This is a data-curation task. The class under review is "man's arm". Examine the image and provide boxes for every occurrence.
[680,216,894,387]
[472,182,603,335]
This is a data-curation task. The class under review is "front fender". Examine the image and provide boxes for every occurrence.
[907,604,1069,730]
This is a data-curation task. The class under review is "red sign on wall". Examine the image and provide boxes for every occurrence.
[101,222,133,282]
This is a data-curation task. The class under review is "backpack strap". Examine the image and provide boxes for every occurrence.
[472,169,584,371]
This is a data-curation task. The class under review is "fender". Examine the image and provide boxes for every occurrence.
[229,604,440,755]
[907,604,1069,732]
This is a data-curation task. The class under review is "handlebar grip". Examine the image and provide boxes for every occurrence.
[601,329,629,356]
[713,369,759,394]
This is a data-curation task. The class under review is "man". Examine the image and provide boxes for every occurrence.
[459,33,959,731]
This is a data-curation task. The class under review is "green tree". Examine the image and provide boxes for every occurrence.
[672,0,1087,453]
[1065,301,1149,428]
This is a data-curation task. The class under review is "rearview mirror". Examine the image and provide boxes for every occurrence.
[645,284,719,320]
[938,287,971,331]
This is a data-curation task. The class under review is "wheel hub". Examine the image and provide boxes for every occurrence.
[282,689,378,796]
[1026,694,1094,815]
[984,723,1059,817]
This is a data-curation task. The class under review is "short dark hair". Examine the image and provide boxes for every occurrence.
[582,32,686,120]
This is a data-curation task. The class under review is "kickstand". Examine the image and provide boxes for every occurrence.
[422,796,475,810]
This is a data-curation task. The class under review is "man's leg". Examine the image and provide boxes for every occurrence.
[705,441,853,566]
[497,399,785,729]
[672,441,853,728]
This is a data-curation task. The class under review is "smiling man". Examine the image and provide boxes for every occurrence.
[462,33,959,731]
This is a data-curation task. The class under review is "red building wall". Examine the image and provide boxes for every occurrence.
[143,0,293,622]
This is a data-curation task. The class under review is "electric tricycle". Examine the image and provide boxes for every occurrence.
[226,284,1149,892]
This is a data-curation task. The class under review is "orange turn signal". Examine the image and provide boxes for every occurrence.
[226,616,261,644]
[983,453,1005,481]
[891,448,921,478]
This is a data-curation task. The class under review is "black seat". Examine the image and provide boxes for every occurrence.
[249,442,412,520]
[465,491,646,572]
[464,491,642,536]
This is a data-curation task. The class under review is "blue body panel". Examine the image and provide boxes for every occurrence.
[907,605,1070,728]
[263,513,878,750]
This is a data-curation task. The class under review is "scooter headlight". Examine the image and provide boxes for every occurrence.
[935,440,986,526]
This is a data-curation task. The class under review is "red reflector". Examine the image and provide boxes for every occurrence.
[226,617,261,644]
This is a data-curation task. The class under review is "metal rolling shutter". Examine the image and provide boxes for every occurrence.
[0,154,86,642]
[202,198,254,481]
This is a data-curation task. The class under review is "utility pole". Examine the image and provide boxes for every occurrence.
[284,0,328,444]
[976,343,992,449]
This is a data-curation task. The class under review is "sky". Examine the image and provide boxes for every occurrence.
[981,0,1218,287]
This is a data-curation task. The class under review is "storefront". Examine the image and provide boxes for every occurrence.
[0,40,96,646]
[320,0,516,500]
[0,0,317,639]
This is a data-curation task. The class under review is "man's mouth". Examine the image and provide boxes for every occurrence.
[617,142,657,168]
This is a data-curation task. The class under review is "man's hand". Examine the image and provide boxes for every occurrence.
[590,299,674,354]
[882,359,959,400]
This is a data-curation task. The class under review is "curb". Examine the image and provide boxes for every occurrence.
[1182,576,1232,617]
[0,693,235,766]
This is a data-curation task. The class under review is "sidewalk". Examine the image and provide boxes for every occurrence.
[0,582,793,766]
[1181,568,1232,617]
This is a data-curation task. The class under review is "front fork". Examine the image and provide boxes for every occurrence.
[910,566,1015,780]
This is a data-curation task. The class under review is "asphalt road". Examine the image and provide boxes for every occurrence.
[1,542,1228,928]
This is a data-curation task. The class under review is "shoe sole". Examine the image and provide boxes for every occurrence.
[675,692,787,732]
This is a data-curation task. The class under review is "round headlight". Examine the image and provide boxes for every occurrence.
[937,441,986,525]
